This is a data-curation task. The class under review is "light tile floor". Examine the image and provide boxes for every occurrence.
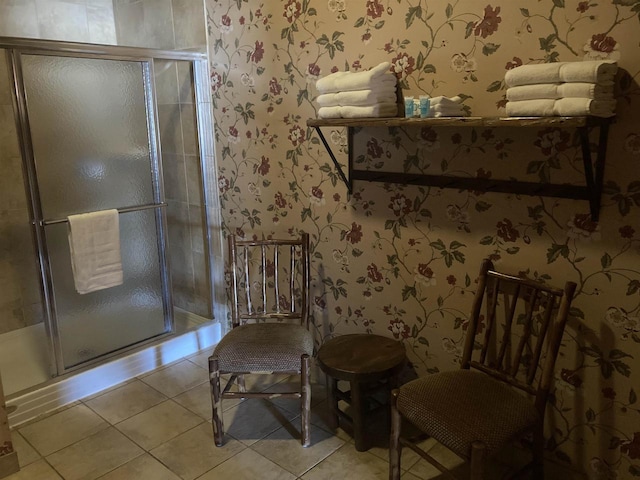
[7,348,583,480]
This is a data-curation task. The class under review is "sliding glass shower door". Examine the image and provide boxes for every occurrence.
[18,53,172,371]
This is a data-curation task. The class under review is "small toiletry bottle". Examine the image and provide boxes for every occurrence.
[419,95,431,118]
[404,96,414,117]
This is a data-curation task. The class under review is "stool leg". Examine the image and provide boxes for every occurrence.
[326,376,339,430]
[389,389,402,480]
[351,381,367,451]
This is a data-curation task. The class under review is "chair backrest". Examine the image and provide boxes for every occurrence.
[228,233,310,329]
[460,259,576,417]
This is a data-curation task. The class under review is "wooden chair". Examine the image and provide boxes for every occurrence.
[209,233,313,447]
[389,259,576,479]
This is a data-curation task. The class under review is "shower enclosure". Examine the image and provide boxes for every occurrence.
[0,38,218,396]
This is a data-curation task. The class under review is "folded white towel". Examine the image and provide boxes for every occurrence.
[433,110,469,118]
[336,88,396,106]
[559,82,613,99]
[506,98,616,117]
[334,73,396,93]
[505,61,617,87]
[316,93,339,107]
[316,62,395,93]
[318,106,342,119]
[560,61,617,84]
[505,99,557,117]
[506,83,614,101]
[554,97,616,117]
[432,104,466,114]
[340,103,398,118]
[430,95,463,106]
[318,103,399,119]
[316,89,397,107]
[67,209,123,295]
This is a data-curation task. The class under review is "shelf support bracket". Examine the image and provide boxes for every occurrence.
[578,119,610,222]
[312,126,352,194]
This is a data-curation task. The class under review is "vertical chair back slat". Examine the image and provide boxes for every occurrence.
[274,246,280,313]
[290,244,296,314]
[244,245,252,316]
[510,288,539,378]
[527,293,556,385]
[261,244,267,315]
[479,278,500,365]
[496,284,520,372]
[229,235,240,327]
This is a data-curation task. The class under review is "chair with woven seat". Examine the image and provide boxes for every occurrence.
[389,259,576,479]
[209,233,313,447]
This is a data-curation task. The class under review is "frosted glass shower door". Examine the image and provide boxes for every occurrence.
[20,54,171,370]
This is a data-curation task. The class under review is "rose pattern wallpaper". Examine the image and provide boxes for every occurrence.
[204,0,640,477]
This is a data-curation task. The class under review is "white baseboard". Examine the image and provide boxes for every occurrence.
[7,322,222,427]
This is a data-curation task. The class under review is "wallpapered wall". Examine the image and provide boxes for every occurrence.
[205,0,640,477]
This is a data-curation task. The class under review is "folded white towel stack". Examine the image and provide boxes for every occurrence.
[68,209,123,295]
[504,60,617,118]
[430,95,468,117]
[316,62,398,119]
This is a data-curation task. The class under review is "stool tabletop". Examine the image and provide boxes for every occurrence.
[317,334,406,381]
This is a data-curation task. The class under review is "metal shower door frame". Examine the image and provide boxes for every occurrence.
[3,37,212,376]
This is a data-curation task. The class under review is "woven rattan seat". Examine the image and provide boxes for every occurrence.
[397,370,539,458]
[214,323,314,372]
[389,259,576,479]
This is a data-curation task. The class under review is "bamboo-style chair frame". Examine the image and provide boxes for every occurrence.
[390,258,577,479]
[209,233,312,447]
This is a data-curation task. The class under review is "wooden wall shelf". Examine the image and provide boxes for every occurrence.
[307,116,613,221]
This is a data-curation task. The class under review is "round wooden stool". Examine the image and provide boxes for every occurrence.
[317,334,406,451]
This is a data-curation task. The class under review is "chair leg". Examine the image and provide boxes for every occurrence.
[301,353,311,447]
[470,441,486,480]
[533,423,545,479]
[389,389,402,480]
[209,355,224,447]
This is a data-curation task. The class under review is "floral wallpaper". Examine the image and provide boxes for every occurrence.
[205,0,640,477]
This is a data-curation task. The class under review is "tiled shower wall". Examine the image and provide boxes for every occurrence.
[0,52,43,335]
[0,0,116,45]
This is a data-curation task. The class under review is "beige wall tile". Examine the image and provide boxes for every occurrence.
[154,60,179,105]
[171,0,205,50]
[35,0,89,42]
[142,0,174,50]
[185,154,202,205]
[162,153,188,203]
[180,103,198,156]
[157,104,184,155]
[0,0,39,38]
[113,1,145,47]
[87,5,117,45]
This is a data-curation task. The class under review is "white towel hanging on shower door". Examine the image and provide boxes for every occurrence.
[67,209,123,294]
